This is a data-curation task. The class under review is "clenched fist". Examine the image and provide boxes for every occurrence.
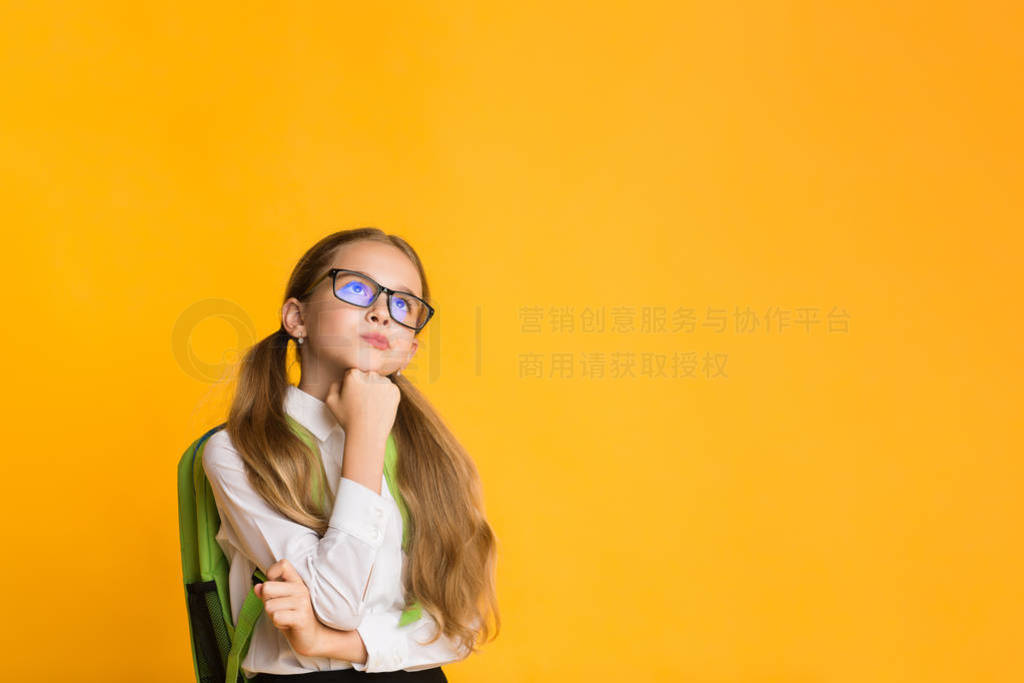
[255,559,322,657]
[325,368,400,444]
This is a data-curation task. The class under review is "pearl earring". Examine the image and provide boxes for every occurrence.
[297,336,304,345]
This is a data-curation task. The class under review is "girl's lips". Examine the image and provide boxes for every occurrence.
[360,334,390,350]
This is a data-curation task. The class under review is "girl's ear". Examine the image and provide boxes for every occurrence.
[281,297,306,337]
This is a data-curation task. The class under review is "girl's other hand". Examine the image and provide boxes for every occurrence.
[255,558,325,658]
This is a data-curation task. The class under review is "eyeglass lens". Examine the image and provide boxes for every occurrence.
[333,271,427,329]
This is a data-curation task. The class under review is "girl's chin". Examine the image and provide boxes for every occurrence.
[346,359,397,375]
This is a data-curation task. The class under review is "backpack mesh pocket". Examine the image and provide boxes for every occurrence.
[186,579,231,683]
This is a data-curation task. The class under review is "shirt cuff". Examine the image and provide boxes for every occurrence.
[350,609,472,673]
[327,476,389,548]
[351,612,411,673]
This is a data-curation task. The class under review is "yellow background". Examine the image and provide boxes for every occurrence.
[1,2,1020,681]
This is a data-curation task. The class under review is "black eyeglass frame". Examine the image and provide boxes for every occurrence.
[300,268,435,331]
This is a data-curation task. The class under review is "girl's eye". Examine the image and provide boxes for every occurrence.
[339,282,369,300]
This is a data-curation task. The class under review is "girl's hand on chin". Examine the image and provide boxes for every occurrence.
[325,367,400,442]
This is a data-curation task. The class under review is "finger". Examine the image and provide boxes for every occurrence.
[265,596,304,613]
[276,558,303,584]
[268,556,299,582]
[271,609,299,629]
[258,579,305,600]
[258,581,283,600]
[267,558,287,581]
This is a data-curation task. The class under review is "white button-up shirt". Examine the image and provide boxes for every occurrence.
[202,384,471,676]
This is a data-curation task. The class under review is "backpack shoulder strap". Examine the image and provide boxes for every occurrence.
[382,433,409,547]
[285,414,330,512]
[382,432,423,626]
[224,571,266,683]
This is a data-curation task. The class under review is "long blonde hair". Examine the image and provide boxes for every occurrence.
[226,228,499,655]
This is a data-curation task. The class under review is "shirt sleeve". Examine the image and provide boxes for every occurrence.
[350,608,478,673]
[202,432,389,631]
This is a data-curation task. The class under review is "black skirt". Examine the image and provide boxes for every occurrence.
[250,667,447,683]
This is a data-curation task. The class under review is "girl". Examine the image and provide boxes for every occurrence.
[201,228,500,681]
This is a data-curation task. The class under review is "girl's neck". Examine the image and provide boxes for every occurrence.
[296,379,330,403]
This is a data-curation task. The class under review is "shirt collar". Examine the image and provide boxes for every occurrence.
[284,384,340,443]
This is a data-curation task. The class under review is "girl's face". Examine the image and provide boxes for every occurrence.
[285,240,422,377]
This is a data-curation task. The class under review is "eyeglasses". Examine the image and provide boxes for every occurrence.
[300,268,435,331]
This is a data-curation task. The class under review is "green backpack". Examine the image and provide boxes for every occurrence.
[177,417,422,683]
